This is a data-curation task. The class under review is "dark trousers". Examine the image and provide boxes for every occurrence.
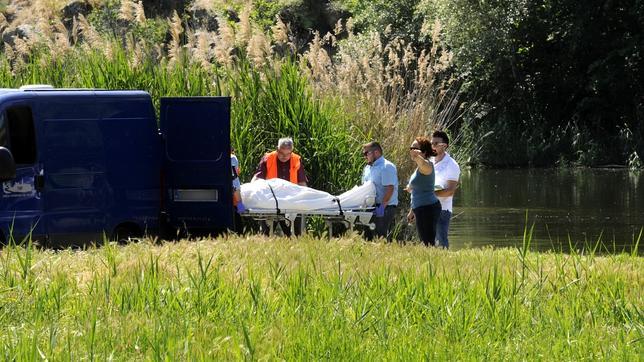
[232,207,244,233]
[364,205,397,242]
[413,201,442,246]
[436,210,452,248]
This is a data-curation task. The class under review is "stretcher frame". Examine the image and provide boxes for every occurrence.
[241,208,375,236]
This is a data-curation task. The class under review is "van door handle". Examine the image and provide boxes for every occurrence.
[35,174,44,191]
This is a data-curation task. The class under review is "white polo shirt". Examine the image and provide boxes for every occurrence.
[432,153,460,212]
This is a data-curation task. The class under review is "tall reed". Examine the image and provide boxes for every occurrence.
[0,40,364,192]
[0,1,463,185]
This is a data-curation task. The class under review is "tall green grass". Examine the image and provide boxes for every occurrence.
[0,237,641,359]
[228,60,364,192]
[0,46,364,192]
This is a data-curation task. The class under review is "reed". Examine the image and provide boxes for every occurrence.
[0,1,463,185]
[0,40,364,192]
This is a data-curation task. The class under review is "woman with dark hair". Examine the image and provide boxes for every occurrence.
[406,136,442,246]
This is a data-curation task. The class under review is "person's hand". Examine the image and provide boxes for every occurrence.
[407,210,415,224]
[404,185,412,193]
[236,201,247,214]
[409,149,423,160]
[374,204,385,217]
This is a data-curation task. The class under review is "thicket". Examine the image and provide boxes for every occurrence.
[429,0,643,167]
[340,0,644,167]
[1,0,642,168]
[0,0,456,194]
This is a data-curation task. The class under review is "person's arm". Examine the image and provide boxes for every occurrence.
[435,180,459,197]
[381,185,394,206]
[380,163,397,208]
[297,160,308,187]
[435,162,460,196]
[407,209,415,223]
[411,149,433,175]
[251,157,267,182]
[297,173,308,187]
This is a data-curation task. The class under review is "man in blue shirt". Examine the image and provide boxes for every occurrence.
[362,141,399,241]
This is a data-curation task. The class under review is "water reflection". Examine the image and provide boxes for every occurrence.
[451,169,643,253]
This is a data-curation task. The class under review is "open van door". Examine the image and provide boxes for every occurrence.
[0,103,46,244]
[160,97,233,235]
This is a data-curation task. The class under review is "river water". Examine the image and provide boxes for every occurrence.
[449,168,643,253]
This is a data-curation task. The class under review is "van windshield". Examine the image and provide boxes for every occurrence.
[0,112,8,148]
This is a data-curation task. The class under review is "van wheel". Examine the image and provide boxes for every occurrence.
[112,224,142,244]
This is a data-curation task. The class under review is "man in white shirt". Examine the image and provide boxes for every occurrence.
[430,131,460,248]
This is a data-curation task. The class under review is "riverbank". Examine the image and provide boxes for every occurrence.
[0,236,641,359]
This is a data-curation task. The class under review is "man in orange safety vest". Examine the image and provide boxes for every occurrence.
[251,137,308,236]
[252,137,308,186]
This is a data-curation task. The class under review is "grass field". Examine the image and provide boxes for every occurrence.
[0,235,641,360]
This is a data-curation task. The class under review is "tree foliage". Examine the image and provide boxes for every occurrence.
[426,0,644,166]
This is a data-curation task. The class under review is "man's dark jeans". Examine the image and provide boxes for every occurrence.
[364,205,397,242]
[436,210,452,248]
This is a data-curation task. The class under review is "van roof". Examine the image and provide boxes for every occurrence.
[0,88,152,100]
[0,87,148,92]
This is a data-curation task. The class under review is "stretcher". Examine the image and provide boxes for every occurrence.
[241,207,375,236]
[238,178,377,236]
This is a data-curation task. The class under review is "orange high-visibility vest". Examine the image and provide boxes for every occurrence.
[265,151,301,184]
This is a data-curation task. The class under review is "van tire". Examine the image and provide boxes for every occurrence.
[112,224,142,244]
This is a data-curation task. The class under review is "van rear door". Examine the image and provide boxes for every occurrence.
[160,97,232,233]
[0,102,45,244]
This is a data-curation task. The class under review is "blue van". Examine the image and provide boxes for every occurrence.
[0,87,233,246]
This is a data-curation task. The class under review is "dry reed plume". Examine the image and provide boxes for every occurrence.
[119,0,135,22]
[0,1,456,173]
[297,17,455,175]
[167,10,183,67]
[213,16,235,67]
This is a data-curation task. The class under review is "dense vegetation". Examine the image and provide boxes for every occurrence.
[337,0,644,167]
[0,236,641,359]
[1,0,641,169]
[425,0,644,167]
[0,3,641,359]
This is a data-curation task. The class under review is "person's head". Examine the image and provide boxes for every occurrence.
[276,137,294,162]
[410,136,434,159]
[431,130,449,156]
[362,141,383,165]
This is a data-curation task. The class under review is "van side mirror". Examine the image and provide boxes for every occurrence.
[0,147,16,182]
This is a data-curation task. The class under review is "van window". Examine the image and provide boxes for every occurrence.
[7,106,37,164]
[0,112,8,148]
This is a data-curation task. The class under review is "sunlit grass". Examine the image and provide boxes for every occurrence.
[0,236,641,359]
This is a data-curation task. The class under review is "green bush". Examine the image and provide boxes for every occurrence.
[424,0,644,167]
